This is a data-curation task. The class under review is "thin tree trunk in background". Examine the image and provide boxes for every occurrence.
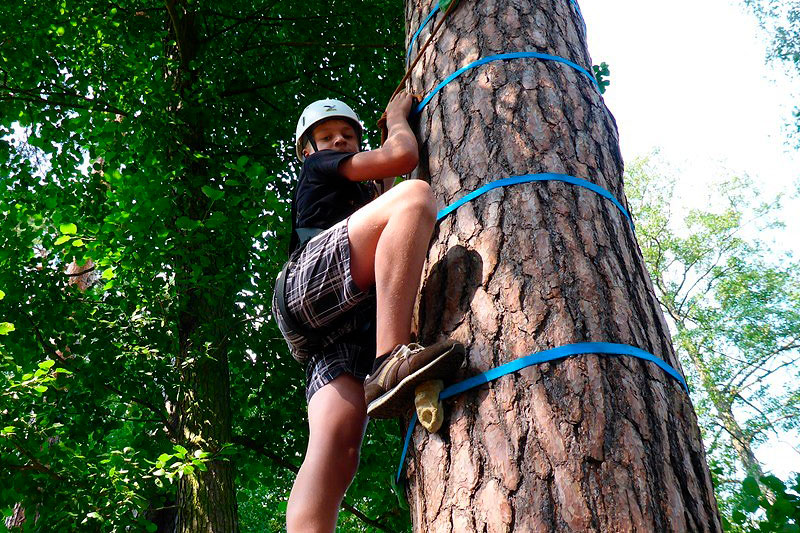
[403,0,723,530]
[686,345,765,479]
[165,3,239,530]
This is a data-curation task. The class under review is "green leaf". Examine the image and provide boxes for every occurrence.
[38,360,55,370]
[742,476,761,497]
[235,155,249,169]
[34,385,48,393]
[173,445,188,458]
[71,239,85,247]
[0,323,15,335]
[102,267,115,280]
[60,223,78,234]
[176,217,201,230]
[0,290,4,300]
[54,235,72,245]
[205,212,227,229]
[201,185,225,201]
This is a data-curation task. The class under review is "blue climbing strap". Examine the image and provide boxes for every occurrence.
[406,6,440,65]
[569,0,587,33]
[436,173,634,230]
[408,1,587,65]
[396,342,689,482]
[414,51,599,115]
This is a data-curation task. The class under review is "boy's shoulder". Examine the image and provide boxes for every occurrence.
[302,150,357,180]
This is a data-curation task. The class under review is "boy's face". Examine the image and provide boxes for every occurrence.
[303,119,360,158]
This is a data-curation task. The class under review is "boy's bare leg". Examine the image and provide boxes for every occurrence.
[286,374,368,533]
[347,179,437,356]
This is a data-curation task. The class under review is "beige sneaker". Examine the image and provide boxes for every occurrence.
[365,340,465,419]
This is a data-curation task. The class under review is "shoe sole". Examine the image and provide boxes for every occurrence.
[366,343,465,419]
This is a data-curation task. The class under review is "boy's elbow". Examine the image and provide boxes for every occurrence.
[397,149,419,174]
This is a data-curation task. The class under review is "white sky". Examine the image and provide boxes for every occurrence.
[580,0,800,479]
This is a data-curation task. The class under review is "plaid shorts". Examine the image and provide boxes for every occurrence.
[271,218,376,402]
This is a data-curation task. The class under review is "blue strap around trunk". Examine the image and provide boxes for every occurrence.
[436,172,634,230]
[396,342,689,482]
[413,51,599,116]
[406,6,440,65]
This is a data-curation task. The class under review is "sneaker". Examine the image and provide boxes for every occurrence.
[365,339,465,419]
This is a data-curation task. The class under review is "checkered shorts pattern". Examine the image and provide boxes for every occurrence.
[271,218,376,401]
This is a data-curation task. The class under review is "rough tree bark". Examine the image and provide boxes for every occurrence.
[402,0,723,531]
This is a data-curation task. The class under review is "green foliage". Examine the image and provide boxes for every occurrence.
[592,62,611,94]
[627,154,800,528]
[1,0,408,530]
[742,0,800,144]
[724,474,800,532]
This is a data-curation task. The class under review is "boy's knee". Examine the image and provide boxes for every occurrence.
[398,180,436,220]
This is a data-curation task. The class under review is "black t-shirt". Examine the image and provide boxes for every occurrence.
[289,150,377,254]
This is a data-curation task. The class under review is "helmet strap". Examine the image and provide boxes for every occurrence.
[304,133,319,156]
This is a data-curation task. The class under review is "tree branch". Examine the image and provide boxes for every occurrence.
[65,266,96,277]
[724,341,800,395]
[5,438,66,482]
[220,62,349,97]
[0,93,127,117]
[256,41,401,49]
[23,312,171,434]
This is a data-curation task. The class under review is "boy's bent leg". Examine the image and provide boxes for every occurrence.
[347,179,437,356]
[286,374,368,533]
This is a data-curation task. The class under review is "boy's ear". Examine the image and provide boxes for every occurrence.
[301,135,314,158]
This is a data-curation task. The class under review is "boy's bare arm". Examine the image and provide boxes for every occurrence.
[339,92,419,182]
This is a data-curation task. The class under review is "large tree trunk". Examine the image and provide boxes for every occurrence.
[403,1,723,531]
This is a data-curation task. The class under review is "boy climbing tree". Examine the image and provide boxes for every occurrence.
[271,92,465,531]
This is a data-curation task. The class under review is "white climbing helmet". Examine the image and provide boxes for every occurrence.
[295,98,363,161]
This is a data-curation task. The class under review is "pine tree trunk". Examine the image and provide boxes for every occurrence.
[402,1,723,530]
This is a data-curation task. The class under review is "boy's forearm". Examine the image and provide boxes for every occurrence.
[383,112,418,166]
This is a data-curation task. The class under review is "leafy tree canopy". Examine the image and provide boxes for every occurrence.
[1,0,410,530]
[627,154,800,531]
[742,0,800,144]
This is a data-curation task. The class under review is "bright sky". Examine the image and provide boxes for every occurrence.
[580,0,800,480]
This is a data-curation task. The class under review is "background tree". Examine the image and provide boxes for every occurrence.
[625,155,800,531]
[1,1,410,530]
[399,0,721,530]
[742,0,800,144]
